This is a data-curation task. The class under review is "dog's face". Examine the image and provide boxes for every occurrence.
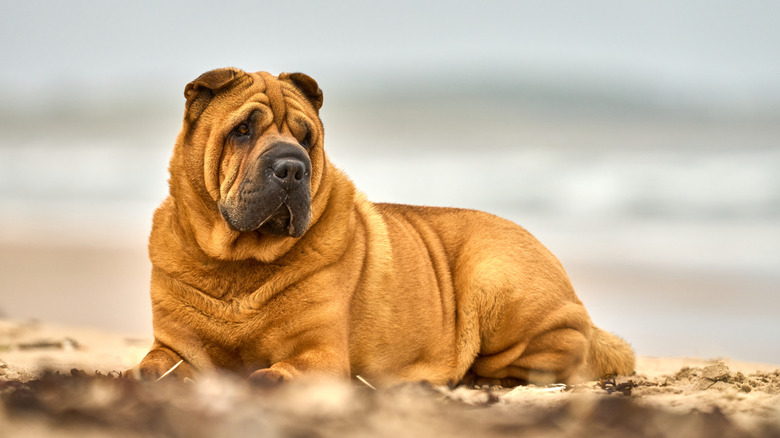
[179,68,324,238]
[214,95,314,238]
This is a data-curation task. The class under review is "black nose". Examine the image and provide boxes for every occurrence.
[271,158,306,182]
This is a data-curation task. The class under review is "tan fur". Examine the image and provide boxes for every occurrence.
[132,68,635,386]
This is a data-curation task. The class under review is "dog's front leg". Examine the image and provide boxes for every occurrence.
[127,341,196,381]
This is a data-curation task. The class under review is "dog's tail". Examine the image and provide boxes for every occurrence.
[585,324,636,379]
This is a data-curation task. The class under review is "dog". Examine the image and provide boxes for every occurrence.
[131,67,635,386]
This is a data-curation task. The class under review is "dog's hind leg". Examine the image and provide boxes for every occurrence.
[469,302,592,385]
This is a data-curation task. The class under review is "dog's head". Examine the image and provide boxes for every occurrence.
[175,67,324,240]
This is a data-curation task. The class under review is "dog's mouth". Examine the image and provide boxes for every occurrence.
[219,188,311,238]
[258,199,305,237]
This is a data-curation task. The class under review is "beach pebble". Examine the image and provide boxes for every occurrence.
[702,362,730,381]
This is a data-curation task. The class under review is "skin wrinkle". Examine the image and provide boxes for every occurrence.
[219,110,259,200]
[213,102,273,202]
[201,88,267,201]
[392,211,450,333]
[394,210,457,371]
[259,72,287,127]
[163,274,247,324]
[412,215,453,336]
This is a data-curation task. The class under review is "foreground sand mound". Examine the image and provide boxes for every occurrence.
[1,319,779,437]
[1,367,779,438]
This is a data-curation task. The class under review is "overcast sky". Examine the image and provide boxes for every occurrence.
[2,0,780,109]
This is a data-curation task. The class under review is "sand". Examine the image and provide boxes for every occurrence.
[1,319,779,437]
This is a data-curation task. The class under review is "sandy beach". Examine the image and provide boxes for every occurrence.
[1,318,779,437]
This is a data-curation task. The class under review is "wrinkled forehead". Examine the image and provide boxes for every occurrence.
[215,72,290,124]
[253,71,286,126]
[195,72,284,131]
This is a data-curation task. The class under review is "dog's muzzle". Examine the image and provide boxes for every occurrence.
[219,141,312,237]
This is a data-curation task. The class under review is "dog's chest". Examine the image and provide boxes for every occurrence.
[165,266,312,371]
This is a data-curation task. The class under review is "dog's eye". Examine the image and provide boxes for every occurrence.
[234,122,250,137]
[300,130,312,149]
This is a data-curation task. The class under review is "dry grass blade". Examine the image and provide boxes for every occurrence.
[505,383,569,397]
[156,360,183,382]
[355,375,377,390]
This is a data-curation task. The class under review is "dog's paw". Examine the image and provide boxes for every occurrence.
[126,348,193,381]
[248,368,292,387]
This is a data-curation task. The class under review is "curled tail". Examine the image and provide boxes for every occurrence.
[585,325,635,379]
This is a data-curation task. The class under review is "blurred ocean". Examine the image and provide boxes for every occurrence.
[2,88,778,268]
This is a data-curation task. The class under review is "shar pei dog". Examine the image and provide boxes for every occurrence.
[132,67,635,386]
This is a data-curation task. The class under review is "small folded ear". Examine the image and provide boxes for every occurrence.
[280,72,323,111]
[184,67,247,122]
